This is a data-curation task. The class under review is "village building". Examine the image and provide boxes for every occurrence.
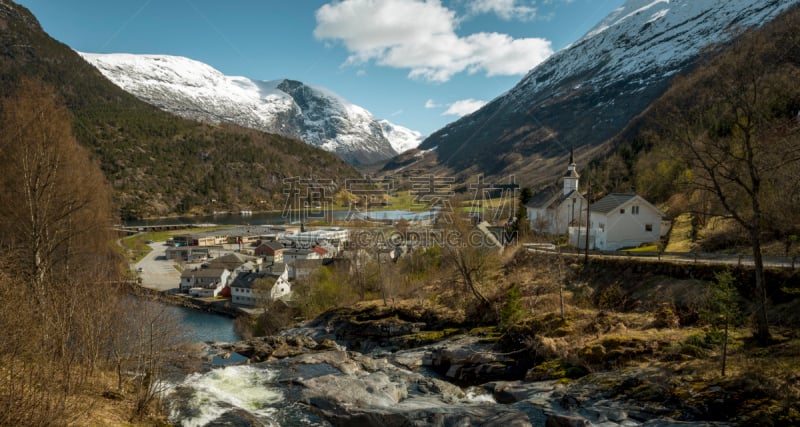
[570,193,667,250]
[281,227,348,253]
[254,241,286,264]
[206,252,262,276]
[270,264,292,300]
[230,271,269,306]
[165,246,211,263]
[172,225,293,249]
[180,267,230,297]
[282,248,321,264]
[172,233,222,247]
[230,265,293,307]
[527,150,587,235]
[309,245,330,259]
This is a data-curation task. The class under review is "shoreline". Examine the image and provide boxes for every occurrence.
[125,206,431,224]
[126,282,247,319]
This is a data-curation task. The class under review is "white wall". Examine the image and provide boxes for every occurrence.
[529,195,586,236]
[591,199,662,250]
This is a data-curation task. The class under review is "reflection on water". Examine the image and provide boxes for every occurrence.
[136,298,240,344]
[171,305,240,343]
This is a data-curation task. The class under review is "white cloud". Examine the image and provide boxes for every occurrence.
[425,99,441,109]
[467,0,538,21]
[443,98,487,117]
[314,0,553,82]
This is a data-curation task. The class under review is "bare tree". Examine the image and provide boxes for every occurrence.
[657,28,800,344]
[0,78,116,300]
[439,214,500,307]
[111,296,186,418]
[0,78,145,422]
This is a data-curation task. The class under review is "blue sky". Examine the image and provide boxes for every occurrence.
[17,0,624,136]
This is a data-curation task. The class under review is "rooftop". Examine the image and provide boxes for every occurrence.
[590,193,638,214]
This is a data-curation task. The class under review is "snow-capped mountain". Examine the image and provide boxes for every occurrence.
[378,119,424,154]
[80,53,421,164]
[416,0,798,183]
[510,0,796,105]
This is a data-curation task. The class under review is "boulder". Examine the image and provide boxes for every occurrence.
[545,413,592,427]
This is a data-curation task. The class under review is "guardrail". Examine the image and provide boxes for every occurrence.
[524,245,799,270]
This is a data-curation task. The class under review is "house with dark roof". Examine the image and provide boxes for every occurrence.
[254,241,286,264]
[230,265,296,307]
[573,193,667,250]
[207,252,262,277]
[180,267,230,297]
[230,271,269,306]
[527,150,587,235]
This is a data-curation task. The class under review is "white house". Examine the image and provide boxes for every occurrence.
[230,271,268,306]
[180,268,230,297]
[270,264,292,300]
[571,193,667,251]
[528,150,587,235]
[282,249,321,264]
[230,266,293,307]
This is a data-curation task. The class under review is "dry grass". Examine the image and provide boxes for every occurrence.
[664,213,695,252]
[68,372,170,427]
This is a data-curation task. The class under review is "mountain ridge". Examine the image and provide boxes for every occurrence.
[0,0,359,219]
[405,0,799,189]
[80,52,423,165]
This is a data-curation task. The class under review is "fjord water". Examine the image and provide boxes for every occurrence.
[125,209,436,227]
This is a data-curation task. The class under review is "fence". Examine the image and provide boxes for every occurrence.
[523,244,799,270]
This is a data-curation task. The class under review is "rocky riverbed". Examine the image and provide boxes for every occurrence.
[166,307,737,426]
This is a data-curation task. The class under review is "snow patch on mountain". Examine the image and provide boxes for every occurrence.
[512,0,799,104]
[80,52,415,164]
[378,120,423,154]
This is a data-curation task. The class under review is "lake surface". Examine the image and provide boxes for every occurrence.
[125,209,436,227]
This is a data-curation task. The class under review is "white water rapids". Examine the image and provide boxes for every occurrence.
[167,365,287,426]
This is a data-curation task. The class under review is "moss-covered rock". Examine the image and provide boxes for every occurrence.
[526,359,588,381]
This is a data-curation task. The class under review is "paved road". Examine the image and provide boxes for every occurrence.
[524,244,797,270]
[133,242,181,292]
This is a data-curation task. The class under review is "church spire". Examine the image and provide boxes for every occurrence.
[563,148,579,196]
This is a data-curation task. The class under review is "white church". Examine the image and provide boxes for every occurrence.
[527,150,587,235]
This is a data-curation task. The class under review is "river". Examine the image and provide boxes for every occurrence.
[163,301,329,426]
[166,303,240,343]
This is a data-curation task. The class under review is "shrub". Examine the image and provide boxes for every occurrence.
[500,283,525,329]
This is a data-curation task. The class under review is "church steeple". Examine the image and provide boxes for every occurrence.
[563,148,579,196]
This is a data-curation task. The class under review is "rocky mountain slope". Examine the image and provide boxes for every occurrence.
[399,0,799,188]
[81,53,422,165]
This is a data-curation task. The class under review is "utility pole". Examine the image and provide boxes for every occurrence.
[576,199,583,251]
[584,180,591,264]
